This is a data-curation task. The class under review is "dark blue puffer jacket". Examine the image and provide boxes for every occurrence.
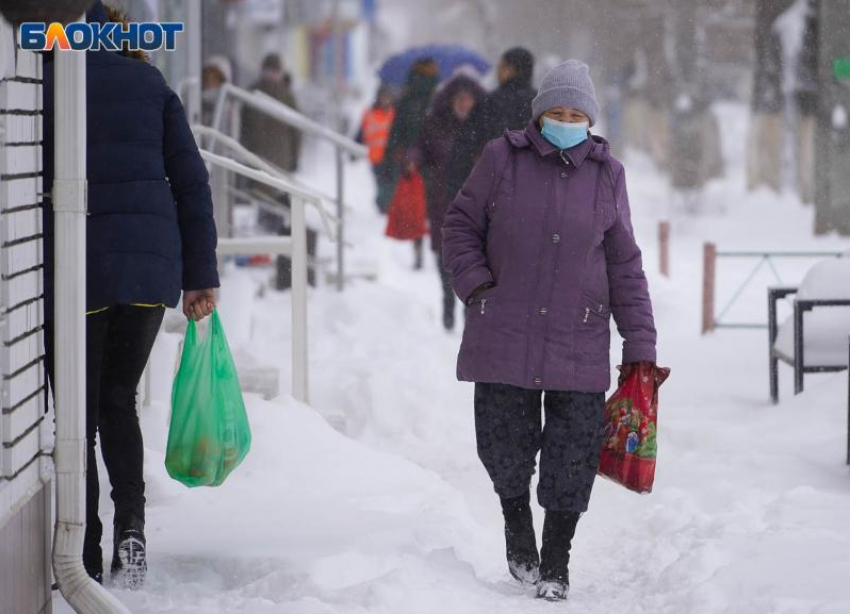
[42,3,219,315]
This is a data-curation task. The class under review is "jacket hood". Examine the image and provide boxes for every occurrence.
[430,74,486,119]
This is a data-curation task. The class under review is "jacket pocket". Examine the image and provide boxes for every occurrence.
[467,288,496,316]
[577,294,611,363]
[581,295,610,324]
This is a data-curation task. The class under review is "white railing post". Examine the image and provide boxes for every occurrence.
[291,196,309,404]
[194,141,342,406]
[336,146,345,291]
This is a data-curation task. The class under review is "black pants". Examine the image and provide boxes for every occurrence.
[257,192,318,290]
[46,305,164,574]
[474,383,606,512]
[436,253,455,327]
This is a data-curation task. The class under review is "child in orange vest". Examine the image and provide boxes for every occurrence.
[357,85,396,213]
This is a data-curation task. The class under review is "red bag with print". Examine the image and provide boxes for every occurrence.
[385,170,428,241]
[597,362,670,494]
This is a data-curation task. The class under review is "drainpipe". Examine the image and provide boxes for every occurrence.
[50,32,132,614]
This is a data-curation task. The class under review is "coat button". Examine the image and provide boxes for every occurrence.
[538,307,548,316]
[552,233,561,244]
[560,171,568,179]
[533,377,542,386]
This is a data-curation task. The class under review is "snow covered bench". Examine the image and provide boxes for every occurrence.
[769,258,850,405]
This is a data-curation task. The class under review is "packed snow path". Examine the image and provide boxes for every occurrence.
[56,106,850,614]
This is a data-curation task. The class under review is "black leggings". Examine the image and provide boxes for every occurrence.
[46,305,164,574]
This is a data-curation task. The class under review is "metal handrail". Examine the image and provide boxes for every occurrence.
[211,83,368,157]
[703,245,845,332]
[197,147,318,404]
[192,124,341,234]
[209,83,366,290]
[197,146,338,243]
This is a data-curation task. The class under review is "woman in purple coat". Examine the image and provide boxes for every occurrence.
[414,74,485,331]
[442,61,658,601]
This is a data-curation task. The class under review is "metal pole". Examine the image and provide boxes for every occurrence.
[769,289,780,405]
[794,303,805,394]
[336,147,345,291]
[291,196,309,404]
[184,0,203,126]
[702,243,716,334]
[659,220,670,278]
[52,43,130,614]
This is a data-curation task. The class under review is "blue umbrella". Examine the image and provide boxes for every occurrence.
[378,44,491,86]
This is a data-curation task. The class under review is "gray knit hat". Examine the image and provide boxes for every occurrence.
[532,60,599,126]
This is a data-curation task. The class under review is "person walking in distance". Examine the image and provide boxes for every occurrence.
[381,59,439,269]
[445,47,536,205]
[412,74,485,330]
[358,85,397,213]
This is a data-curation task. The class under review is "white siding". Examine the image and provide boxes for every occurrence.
[0,30,46,489]
[0,14,51,614]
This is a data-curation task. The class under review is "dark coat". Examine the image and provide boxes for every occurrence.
[241,77,302,172]
[442,123,657,393]
[381,71,439,185]
[43,47,219,315]
[445,75,537,204]
[414,75,485,253]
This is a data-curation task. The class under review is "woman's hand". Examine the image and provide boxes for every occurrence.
[618,361,656,386]
[183,289,216,321]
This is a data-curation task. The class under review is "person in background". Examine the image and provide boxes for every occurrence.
[381,58,440,269]
[201,54,233,127]
[412,74,485,331]
[357,85,396,213]
[241,53,302,177]
[240,53,314,288]
[446,47,536,205]
[442,61,657,602]
[42,0,219,589]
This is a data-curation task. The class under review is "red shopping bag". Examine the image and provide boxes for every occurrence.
[385,170,428,241]
[597,362,671,494]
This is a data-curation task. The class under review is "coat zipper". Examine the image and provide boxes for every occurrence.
[480,298,488,315]
[583,307,590,323]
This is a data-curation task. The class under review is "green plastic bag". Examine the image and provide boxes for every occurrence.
[165,310,251,487]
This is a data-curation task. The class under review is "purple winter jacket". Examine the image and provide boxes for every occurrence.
[442,122,657,393]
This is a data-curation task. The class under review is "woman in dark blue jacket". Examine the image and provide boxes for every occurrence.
[42,1,218,588]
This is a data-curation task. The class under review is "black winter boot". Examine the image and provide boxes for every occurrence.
[82,542,103,584]
[111,516,147,590]
[443,308,455,332]
[536,510,580,601]
[413,239,424,271]
[500,492,540,586]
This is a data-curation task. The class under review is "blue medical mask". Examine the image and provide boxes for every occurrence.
[540,117,590,150]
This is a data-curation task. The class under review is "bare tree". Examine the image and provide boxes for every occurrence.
[815,0,850,234]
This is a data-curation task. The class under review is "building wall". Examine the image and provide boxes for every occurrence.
[0,14,52,614]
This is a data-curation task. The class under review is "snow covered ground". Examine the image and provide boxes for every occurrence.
[56,103,850,614]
